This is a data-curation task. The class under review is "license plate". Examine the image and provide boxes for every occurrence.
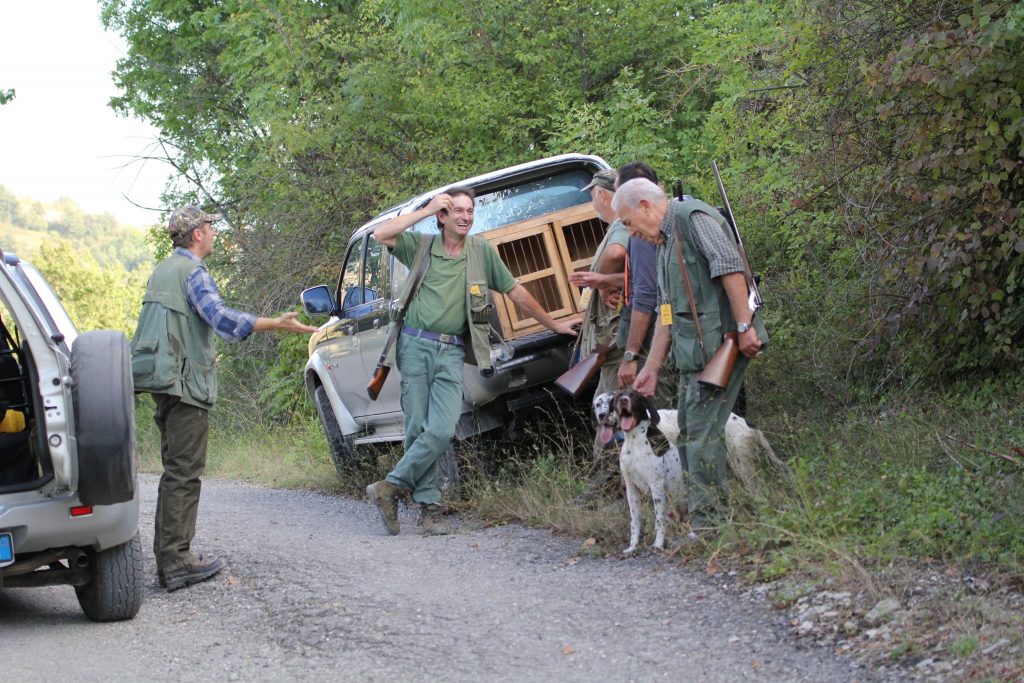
[0,531,13,568]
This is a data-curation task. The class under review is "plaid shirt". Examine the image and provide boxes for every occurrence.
[176,248,256,342]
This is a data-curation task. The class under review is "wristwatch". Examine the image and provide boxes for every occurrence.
[623,350,638,362]
[736,321,752,334]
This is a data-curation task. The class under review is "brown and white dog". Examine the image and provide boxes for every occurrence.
[594,390,684,555]
[595,388,787,556]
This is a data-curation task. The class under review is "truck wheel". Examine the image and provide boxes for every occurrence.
[314,385,357,475]
[71,330,137,506]
[439,444,460,494]
[75,532,143,622]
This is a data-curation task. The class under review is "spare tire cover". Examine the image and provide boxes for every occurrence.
[71,330,137,506]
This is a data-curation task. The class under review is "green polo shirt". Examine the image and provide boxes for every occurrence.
[393,231,517,336]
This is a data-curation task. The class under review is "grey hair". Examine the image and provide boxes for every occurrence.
[611,178,665,213]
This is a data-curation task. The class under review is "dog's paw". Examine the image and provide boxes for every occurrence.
[622,545,639,557]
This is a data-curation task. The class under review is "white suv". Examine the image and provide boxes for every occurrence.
[0,250,141,621]
[301,153,612,476]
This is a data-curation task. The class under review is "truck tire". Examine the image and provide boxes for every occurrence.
[75,532,143,622]
[314,385,357,475]
[71,330,137,506]
[438,443,460,493]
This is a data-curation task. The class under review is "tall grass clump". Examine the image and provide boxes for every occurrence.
[134,394,338,491]
[732,375,1024,575]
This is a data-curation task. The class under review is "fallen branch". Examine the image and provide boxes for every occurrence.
[942,433,1023,466]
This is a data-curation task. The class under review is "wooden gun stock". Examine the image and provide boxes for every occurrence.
[697,332,739,390]
[366,363,390,401]
[555,344,611,397]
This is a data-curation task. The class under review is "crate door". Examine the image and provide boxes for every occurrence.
[490,225,574,335]
[552,205,609,309]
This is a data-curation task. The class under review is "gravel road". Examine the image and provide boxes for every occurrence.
[1,476,889,682]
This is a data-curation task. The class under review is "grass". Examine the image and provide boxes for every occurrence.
[135,396,339,491]
[135,377,1024,575]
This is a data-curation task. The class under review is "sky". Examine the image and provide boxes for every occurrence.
[0,2,169,228]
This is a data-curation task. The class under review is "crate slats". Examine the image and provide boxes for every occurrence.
[485,203,607,338]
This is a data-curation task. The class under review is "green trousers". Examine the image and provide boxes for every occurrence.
[675,356,747,528]
[387,333,465,505]
[151,393,209,574]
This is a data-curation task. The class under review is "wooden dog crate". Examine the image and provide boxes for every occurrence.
[485,203,608,338]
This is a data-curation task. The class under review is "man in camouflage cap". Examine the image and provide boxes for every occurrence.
[131,204,316,591]
[568,168,630,484]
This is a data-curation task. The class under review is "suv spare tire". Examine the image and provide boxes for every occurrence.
[71,330,136,506]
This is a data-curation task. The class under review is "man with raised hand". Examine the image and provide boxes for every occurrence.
[367,188,578,536]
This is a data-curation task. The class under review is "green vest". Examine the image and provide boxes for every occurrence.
[659,199,768,374]
[385,233,495,371]
[578,219,628,358]
[130,253,218,409]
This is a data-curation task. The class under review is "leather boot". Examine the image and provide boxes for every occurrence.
[366,480,403,535]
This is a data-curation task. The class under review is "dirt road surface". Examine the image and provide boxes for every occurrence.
[1,476,892,682]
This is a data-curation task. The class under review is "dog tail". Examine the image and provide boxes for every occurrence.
[755,430,795,483]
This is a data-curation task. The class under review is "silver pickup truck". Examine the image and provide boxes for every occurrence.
[301,153,612,476]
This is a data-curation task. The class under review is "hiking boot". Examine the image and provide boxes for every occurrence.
[418,504,451,536]
[163,554,225,592]
[366,480,403,535]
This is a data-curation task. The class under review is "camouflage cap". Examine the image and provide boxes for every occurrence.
[167,205,222,240]
[582,168,617,192]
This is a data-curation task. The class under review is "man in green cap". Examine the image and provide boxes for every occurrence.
[131,205,316,591]
[567,168,630,470]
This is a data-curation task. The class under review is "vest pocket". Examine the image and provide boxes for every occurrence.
[183,358,217,405]
[468,281,493,324]
[131,338,180,391]
[131,339,157,380]
[672,310,722,374]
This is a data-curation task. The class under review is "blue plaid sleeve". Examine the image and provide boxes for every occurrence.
[185,266,257,342]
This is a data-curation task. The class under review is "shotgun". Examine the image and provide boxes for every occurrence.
[366,234,435,400]
[366,352,393,401]
[555,342,614,397]
[696,162,764,390]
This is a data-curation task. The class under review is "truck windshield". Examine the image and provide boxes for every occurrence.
[412,168,592,235]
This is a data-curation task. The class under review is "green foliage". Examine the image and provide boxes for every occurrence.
[33,239,146,336]
[950,635,979,658]
[0,186,153,271]
[740,375,1024,570]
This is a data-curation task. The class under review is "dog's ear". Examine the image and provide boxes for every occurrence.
[643,394,660,427]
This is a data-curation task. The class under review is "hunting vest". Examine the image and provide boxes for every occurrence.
[659,198,767,374]
[130,253,218,409]
[385,233,495,371]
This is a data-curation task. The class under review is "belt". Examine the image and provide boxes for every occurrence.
[402,325,465,348]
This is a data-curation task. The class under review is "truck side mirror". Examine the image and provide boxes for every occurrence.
[300,285,338,318]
